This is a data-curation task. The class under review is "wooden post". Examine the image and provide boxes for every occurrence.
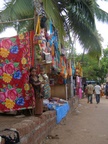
[34,8,38,67]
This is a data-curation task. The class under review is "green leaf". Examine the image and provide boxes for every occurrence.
[0,76,2,79]
[2,102,5,105]
[10,38,16,42]
[0,89,5,92]
[0,64,2,67]
[16,88,22,93]
[5,59,10,64]
[14,62,19,67]
[8,84,12,89]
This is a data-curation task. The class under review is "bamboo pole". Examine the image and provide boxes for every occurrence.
[33,5,39,67]
[0,17,34,24]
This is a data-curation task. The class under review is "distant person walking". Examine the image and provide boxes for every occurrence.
[105,82,108,99]
[94,82,101,104]
[86,82,94,104]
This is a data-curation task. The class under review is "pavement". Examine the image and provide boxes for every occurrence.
[43,95,108,144]
[0,110,32,131]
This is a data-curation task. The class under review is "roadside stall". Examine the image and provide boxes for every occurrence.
[0,16,71,123]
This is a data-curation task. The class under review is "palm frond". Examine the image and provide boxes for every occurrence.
[67,11,102,58]
[70,0,95,26]
[0,0,34,32]
[94,2,108,22]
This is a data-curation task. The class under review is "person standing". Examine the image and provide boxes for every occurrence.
[94,82,101,104]
[86,82,94,104]
[29,67,43,116]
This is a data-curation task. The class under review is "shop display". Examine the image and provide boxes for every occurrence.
[0,14,83,117]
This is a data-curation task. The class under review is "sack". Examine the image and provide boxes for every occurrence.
[0,129,20,144]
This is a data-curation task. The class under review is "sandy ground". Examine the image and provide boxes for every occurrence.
[43,95,108,144]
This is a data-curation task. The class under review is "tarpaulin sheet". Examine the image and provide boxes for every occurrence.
[55,103,70,124]
[0,32,35,112]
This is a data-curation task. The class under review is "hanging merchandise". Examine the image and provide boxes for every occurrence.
[54,52,58,68]
[46,42,51,53]
[64,68,68,79]
[68,66,72,76]
[75,62,83,77]
[60,56,64,77]
[67,61,72,77]
[55,50,60,68]
[38,28,54,64]
[35,45,42,60]
[58,75,64,85]
[79,65,83,77]
[39,29,47,51]
[48,21,58,50]
[43,79,51,99]
[60,66,65,77]
[75,62,79,76]
[44,52,52,64]
[54,32,58,51]
[51,44,55,57]
[52,56,57,69]
[33,15,42,45]
[40,16,47,28]
[59,56,67,79]
[49,20,53,35]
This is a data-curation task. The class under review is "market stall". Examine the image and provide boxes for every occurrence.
[0,15,72,115]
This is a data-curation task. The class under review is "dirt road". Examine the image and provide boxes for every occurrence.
[43,96,108,144]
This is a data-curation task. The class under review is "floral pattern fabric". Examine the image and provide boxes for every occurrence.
[0,32,34,112]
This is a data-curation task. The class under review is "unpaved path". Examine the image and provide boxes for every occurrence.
[43,96,108,144]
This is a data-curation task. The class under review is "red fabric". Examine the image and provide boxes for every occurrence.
[0,32,35,112]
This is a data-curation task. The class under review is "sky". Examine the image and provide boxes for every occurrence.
[0,0,108,53]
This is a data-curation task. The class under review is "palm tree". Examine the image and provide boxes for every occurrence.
[1,0,108,58]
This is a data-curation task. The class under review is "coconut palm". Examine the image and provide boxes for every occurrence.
[0,0,108,58]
